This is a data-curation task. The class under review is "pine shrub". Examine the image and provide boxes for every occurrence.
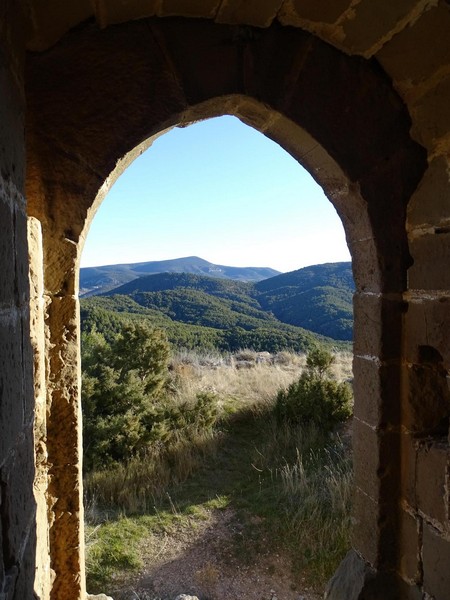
[275,346,352,432]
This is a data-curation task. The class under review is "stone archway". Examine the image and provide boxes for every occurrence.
[4,1,450,599]
[24,16,427,600]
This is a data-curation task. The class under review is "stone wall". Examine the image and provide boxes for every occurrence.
[0,12,36,599]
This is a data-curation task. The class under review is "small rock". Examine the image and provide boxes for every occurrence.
[87,595,114,600]
[175,596,200,600]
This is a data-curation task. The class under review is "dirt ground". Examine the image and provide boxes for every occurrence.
[114,508,322,600]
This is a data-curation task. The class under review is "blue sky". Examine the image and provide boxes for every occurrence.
[81,116,351,273]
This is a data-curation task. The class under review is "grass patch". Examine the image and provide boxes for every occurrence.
[85,517,146,593]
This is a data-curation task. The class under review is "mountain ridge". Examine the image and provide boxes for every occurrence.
[80,256,281,296]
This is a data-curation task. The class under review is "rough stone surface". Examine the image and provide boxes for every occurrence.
[404,296,450,365]
[398,509,421,584]
[407,156,450,229]
[324,549,400,599]
[416,442,449,524]
[423,522,450,599]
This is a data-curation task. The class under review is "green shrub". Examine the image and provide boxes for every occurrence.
[275,346,352,431]
[82,322,171,470]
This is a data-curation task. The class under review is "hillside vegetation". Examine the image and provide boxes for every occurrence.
[80,262,354,350]
[80,256,280,296]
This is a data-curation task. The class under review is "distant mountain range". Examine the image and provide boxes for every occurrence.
[80,260,354,350]
[80,256,281,296]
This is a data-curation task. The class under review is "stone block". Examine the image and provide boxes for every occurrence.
[377,3,450,99]
[353,485,399,570]
[216,0,282,27]
[1,430,36,562]
[340,0,420,57]
[404,297,450,366]
[93,0,158,28]
[404,361,450,434]
[279,0,351,25]
[353,292,403,361]
[423,522,450,599]
[0,197,15,308]
[14,206,29,308]
[0,41,25,189]
[408,232,450,291]
[352,356,401,427]
[324,548,377,599]
[401,432,418,509]
[0,317,25,463]
[396,579,423,600]
[410,72,450,151]
[416,442,449,525]
[398,509,421,584]
[159,0,220,19]
[349,237,383,294]
[407,156,450,230]
[28,0,92,50]
[353,418,400,501]
[46,295,81,467]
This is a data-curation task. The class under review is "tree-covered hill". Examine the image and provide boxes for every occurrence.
[255,262,354,340]
[80,262,354,351]
[80,256,280,296]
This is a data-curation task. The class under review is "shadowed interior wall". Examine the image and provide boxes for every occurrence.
[0,9,37,599]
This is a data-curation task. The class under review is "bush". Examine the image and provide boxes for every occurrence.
[82,322,172,470]
[275,346,352,432]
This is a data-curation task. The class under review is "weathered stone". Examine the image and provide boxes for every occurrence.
[339,0,422,58]
[407,156,450,230]
[404,359,450,434]
[410,72,450,151]
[401,431,419,510]
[27,0,93,51]
[416,442,449,525]
[324,548,400,599]
[404,296,450,366]
[352,356,401,427]
[408,232,450,290]
[423,522,450,599]
[216,0,282,28]
[0,193,16,307]
[353,293,404,361]
[279,0,351,26]
[160,0,220,19]
[398,509,421,584]
[353,418,400,502]
[377,3,450,101]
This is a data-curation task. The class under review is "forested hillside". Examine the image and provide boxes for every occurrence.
[80,262,354,350]
[255,262,354,340]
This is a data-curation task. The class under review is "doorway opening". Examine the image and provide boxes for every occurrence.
[80,116,354,599]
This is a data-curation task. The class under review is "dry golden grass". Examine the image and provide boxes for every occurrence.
[171,349,351,409]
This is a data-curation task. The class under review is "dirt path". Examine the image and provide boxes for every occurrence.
[114,508,322,600]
